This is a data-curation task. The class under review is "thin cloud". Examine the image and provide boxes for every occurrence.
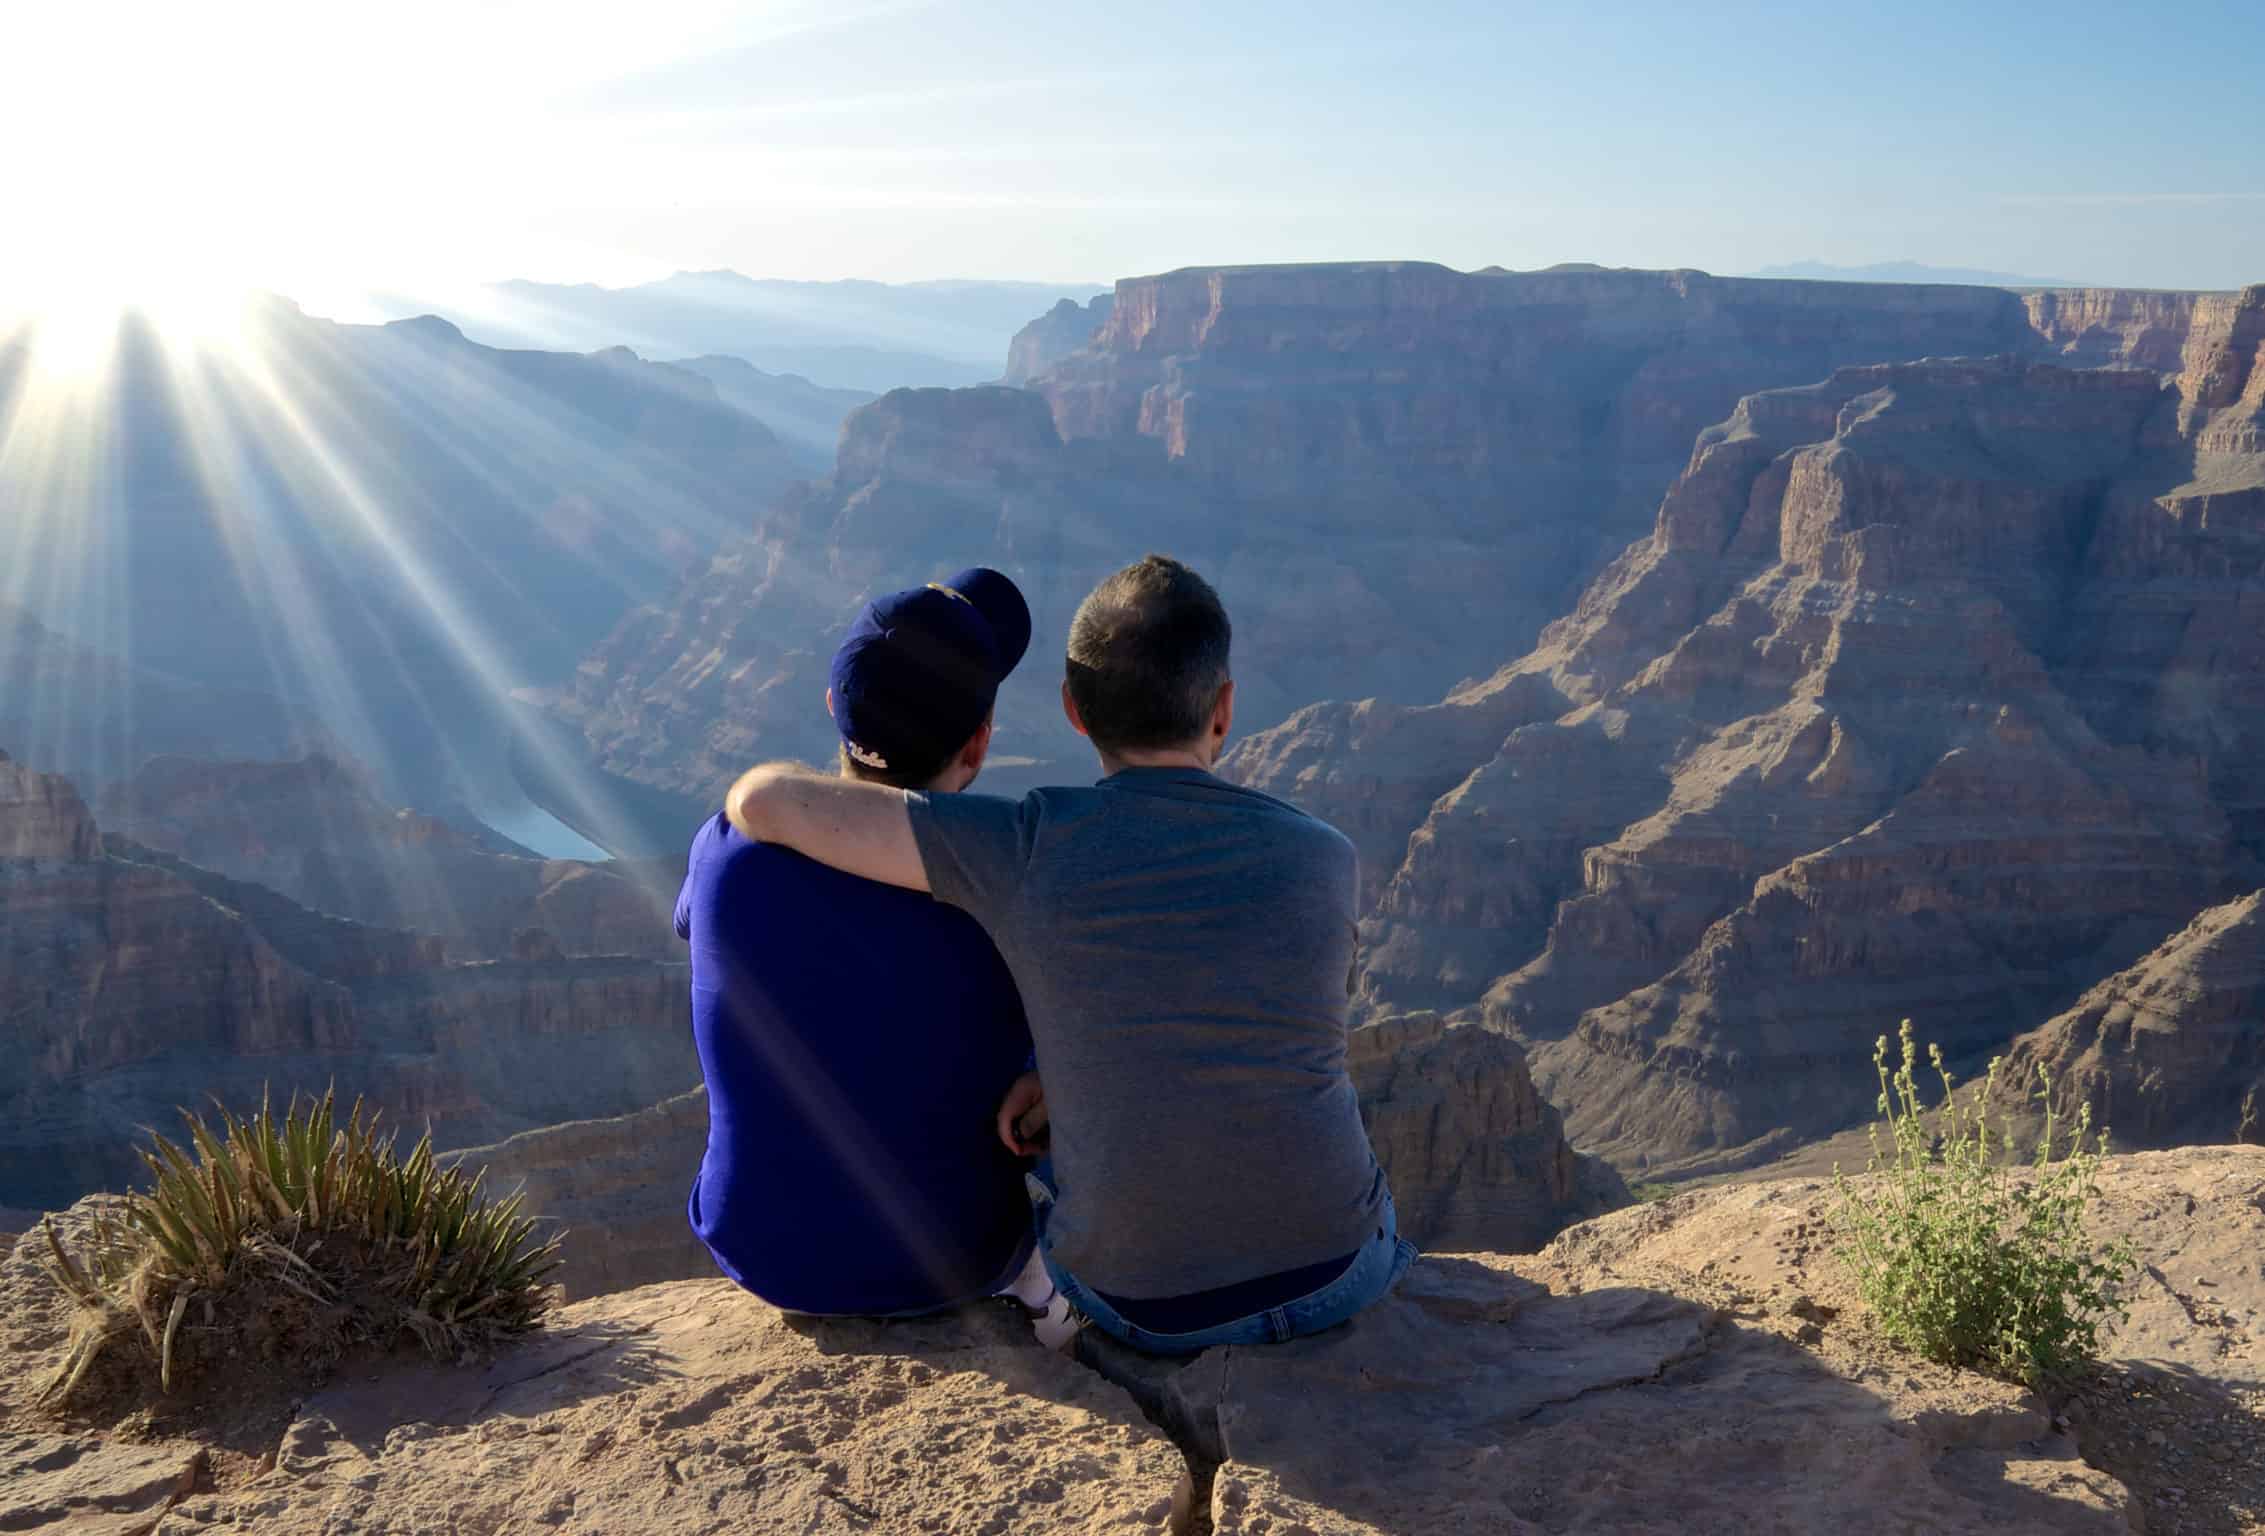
[2001,191,2265,207]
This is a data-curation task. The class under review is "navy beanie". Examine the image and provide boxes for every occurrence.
[829,568,1032,777]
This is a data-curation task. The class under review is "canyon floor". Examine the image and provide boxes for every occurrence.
[4,1146,2258,1535]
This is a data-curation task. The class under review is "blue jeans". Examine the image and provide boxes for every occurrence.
[1026,1169,1418,1355]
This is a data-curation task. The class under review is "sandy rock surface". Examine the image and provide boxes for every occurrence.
[6,1147,2260,1534]
[1085,1145,2264,1535]
[2,1276,1184,1535]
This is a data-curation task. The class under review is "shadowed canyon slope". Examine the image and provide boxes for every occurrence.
[0,302,800,812]
[0,752,693,1211]
[1234,284,2264,1176]
[1997,890,2265,1150]
[557,263,2200,822]
[96,753,680,962]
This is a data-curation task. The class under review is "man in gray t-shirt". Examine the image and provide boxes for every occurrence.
[727,554,1411,1353]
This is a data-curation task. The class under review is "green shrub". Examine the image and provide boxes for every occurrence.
[41,1089,559,1405]
[1831,1021,2135,1385]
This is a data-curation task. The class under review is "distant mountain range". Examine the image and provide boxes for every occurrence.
[374,271,1108,392]
[1751,260,2085,288]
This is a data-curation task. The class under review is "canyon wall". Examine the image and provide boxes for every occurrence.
[1003,293,1114,386]
[0,756,693,1210]
[1230,286,2263,1176]
[98,754,680,961]
[559,265,2253,824]
[1995,890,2264,1149]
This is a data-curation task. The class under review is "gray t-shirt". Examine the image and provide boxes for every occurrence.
[906,766,1387,1298]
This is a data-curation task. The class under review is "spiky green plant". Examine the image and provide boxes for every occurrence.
[40,1089,560,1404]
[1831,1021,2135,1385]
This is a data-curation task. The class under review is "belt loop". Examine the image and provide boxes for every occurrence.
[1265,1306,1291,1343]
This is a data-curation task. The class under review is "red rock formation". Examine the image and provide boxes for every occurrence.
[1350,1013,1627,1251]
[1995,890,2264,1149]
[560,264,2179,819]
[1236,347,2261,1176]
[0,761,693,1211]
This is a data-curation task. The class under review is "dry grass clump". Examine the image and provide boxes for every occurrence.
[1832,1021,2136,1386]
[40,1089,559,1407]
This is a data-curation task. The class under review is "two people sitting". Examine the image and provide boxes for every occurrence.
[673,555,1412,1354]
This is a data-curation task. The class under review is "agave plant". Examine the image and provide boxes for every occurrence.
[41,1088,561,1402]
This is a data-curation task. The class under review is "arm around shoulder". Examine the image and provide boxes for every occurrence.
[724,761,930,892]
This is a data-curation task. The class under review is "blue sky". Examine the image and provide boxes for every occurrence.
[8,0,2261,306]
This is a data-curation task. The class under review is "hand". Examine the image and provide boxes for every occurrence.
[995,1071,1048,1157]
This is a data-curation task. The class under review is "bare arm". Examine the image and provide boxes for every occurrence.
[723,761,930,892]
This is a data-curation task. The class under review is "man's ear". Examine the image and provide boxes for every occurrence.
[1212,678,1236,741]
[826,686,836,720]
[962,716,994,776]
[1061,678,1090,739]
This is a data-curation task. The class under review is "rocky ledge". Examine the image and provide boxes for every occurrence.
[460,1014,1630,1303]
[6,1146,2258,1534]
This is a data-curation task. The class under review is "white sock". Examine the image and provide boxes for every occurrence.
[998,1247,1080,1351]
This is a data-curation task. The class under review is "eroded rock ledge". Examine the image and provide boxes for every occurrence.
[6,1147,2257,1534]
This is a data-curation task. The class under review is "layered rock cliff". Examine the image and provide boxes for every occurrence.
[1349,1012,1628,1249]
[1231,319,2263,1176]
[556,264,2211,817]
[0,751,100,860]
[97,753,679,961]
[0,758,693,1211]
[1996,890,2265,1149]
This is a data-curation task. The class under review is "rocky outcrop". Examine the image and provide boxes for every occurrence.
[0,751,100,861]
[0,762,693,1211]
[451,1018,1627,1305]
[1004,293,1114,385]
[0,1241,1188,1534]
[453,1088,713,1301]
[97,754,679,961]
[558,264,2244,820]
[1996,890,2265,1148]
[1350,1013,1627,1251]
[1228,345,2262,1177]
[12,1147,2259,1534]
